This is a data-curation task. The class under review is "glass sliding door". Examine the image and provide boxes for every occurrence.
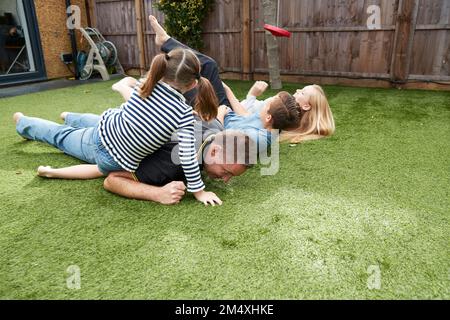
[0,0,46,86]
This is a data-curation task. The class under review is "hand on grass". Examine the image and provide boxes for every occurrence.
[158,181,186,205]
[194,190,223,206]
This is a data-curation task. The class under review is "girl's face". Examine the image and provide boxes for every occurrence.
[294,86,315,110]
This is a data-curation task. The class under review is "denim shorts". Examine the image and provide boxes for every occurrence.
[93,127,124,175]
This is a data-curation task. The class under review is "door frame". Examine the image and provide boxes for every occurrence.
[0,0,47,87]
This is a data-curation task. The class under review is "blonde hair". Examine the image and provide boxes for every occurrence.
[280,85,335,143]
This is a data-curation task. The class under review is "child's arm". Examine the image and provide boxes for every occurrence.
[217,105,230,126]
[177,123,222,206]
[247,81,269,98]
[112,77,138,101]
[222,82,251,117]
[37,165,104,180]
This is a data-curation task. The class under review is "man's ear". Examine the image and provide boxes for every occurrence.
[209,144,223,159]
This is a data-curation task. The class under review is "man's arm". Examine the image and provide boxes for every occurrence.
[103,172,186,205]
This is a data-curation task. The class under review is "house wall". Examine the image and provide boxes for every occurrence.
[34,0,88,79]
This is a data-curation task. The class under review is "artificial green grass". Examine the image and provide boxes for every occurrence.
[0,80,449,299]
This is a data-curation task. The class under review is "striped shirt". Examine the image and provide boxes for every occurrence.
[99,81,205,193]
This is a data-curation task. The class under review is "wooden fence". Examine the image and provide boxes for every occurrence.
[90,0,450,89]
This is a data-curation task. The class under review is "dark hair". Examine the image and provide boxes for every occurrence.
[139,48,218,121]
[268,91,301,131]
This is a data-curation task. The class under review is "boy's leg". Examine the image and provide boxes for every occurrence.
[161,38,230,107]
[160,37,190,53]
[16,116,98,164]
[202,60,229,107]
[64,113,101,128]
[161,38,222,75]
[150,19,231,107]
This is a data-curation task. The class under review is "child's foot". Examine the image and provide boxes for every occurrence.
[13,112,24,124]
[37,166,55,178]
[149,15,170,47]
[60,112,69,121]
[111,82,120,92]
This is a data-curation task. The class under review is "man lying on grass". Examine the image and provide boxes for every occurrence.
[13,110,253,206]
[103,125,253,205]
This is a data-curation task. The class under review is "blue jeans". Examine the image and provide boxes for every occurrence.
[16,113,123,174]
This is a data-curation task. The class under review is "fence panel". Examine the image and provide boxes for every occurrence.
[94,0,139,69]
[252,0,398,79]
[202,0,243,73]
[409,0,450,80]
[92,0,450,86]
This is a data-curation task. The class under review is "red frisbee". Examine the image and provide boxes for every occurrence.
[264,24,291,38]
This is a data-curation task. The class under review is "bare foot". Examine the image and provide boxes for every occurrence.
[60,112,69,121]
[111,82,120,92]
[149,15,169,47]
[13,112,24,124]
[37,166,55,178]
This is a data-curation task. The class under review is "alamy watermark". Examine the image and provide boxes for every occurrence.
[367,5,382,30]
[66,265,81,290]
[68,4,383,30]
[66,5,81,30]
[367,265,382,290]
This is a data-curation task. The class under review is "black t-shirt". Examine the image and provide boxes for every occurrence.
[134,118,224,186]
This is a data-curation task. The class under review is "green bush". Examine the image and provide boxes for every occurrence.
[155,0,215,50]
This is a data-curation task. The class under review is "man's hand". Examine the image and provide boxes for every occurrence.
[248,81,269,97]
[193,190,223,206]
[157,181,186,205]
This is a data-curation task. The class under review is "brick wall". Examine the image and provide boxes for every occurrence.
[34,0,88,79]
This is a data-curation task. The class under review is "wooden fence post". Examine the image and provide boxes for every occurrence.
[85,0,96,27]
[135,0,147,76]
[390,0,419,83]
[242,0,253,81]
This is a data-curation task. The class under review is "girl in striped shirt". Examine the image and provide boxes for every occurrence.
[14,48,222,206]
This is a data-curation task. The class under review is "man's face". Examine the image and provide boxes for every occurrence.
[204,163,247,183]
